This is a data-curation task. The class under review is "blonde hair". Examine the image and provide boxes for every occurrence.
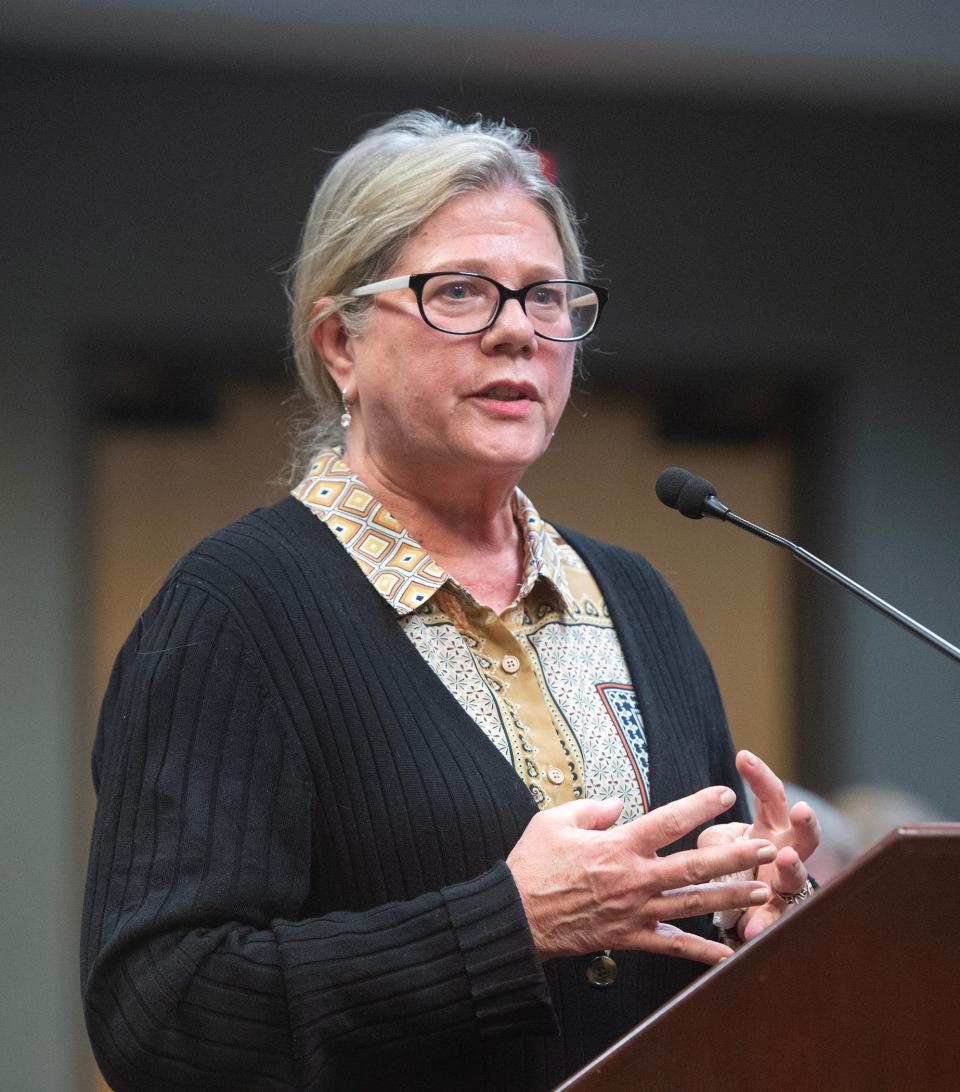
[287,110,587,471]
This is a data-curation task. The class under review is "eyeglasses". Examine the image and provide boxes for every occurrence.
[349,272,608,342]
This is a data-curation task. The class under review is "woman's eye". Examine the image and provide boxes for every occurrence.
[431,279,481,302]
[424,277,492,310]
[531,286,563,308]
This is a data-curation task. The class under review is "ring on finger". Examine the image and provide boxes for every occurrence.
[772,877,814,905]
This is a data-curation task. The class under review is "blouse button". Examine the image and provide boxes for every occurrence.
[547,766,565,785]
[586,952,617,988]
[501,654,520,674]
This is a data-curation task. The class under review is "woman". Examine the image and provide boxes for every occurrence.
[82,111,818,1091]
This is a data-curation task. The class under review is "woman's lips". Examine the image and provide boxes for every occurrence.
[472,381,538,401]
[470,382,539,417]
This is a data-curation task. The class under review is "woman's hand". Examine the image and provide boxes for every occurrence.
[506,786,778,966]
[698,750,821,943]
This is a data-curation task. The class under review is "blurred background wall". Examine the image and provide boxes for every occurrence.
[2,2,959,1087]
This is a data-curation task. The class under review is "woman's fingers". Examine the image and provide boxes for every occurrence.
[697,821,750,849]
[646,880,770,923]
[735,751,821,861]
[636,922,737,967]
[540,795,626,832]
[737,749,790,831]
[653,838,776,890]
[787,800,821,861]
[737,846,813,941]
[622,786,740,855]
[771,845,808,898]
[508,788,780,961]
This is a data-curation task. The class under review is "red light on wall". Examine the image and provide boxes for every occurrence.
[536,148,559,185]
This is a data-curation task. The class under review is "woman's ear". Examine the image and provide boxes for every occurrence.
[311,299,358,402]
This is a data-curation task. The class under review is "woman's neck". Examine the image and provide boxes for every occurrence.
[343,443,526,613]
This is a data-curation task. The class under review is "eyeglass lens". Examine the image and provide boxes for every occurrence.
[420,274,600,340]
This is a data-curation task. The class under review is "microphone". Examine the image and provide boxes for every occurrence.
[655,466,960,666]
[655,467,730,521]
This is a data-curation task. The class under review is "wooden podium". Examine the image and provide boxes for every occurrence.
[557,825,960,1091]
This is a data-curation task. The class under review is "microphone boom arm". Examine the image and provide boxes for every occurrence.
[704,500,960,665]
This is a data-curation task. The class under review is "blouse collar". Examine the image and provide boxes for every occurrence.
[292,449,575,616]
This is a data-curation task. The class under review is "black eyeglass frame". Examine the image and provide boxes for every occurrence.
[349,271,608,342]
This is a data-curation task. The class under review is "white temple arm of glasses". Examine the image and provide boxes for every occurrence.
[350,276,412,298]
[569,293,597,309]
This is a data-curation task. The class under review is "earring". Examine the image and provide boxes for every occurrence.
[340,392,352,430]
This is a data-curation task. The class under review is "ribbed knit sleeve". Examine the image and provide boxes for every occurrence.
[81,576,552,1092]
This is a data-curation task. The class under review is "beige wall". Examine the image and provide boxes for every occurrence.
[87,381,291,725]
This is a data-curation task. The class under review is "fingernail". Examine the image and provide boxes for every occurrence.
[719,789,736,807]
[757,845,777,863]
[750,887,771,905]
[742,750,757,766]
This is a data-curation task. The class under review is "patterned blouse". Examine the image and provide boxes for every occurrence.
[293,451,650,821]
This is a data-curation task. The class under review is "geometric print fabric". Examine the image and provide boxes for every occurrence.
[293,450,446,613]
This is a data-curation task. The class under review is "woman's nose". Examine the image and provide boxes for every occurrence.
[482,298,537,353]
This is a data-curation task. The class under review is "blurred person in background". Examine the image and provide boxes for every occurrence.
[782,781,950,886]
[830,783,948,852]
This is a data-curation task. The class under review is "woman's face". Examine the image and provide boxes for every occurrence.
[335,188,576,494]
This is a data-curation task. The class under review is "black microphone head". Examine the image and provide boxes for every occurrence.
[655,467,693,509]
[655,466,719,520]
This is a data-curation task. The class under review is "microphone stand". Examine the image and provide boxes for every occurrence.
[701,495,960,665]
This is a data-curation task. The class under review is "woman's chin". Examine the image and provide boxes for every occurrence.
[460,430,552,475]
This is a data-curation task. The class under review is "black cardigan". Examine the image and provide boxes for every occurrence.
[81,496,747,1091]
